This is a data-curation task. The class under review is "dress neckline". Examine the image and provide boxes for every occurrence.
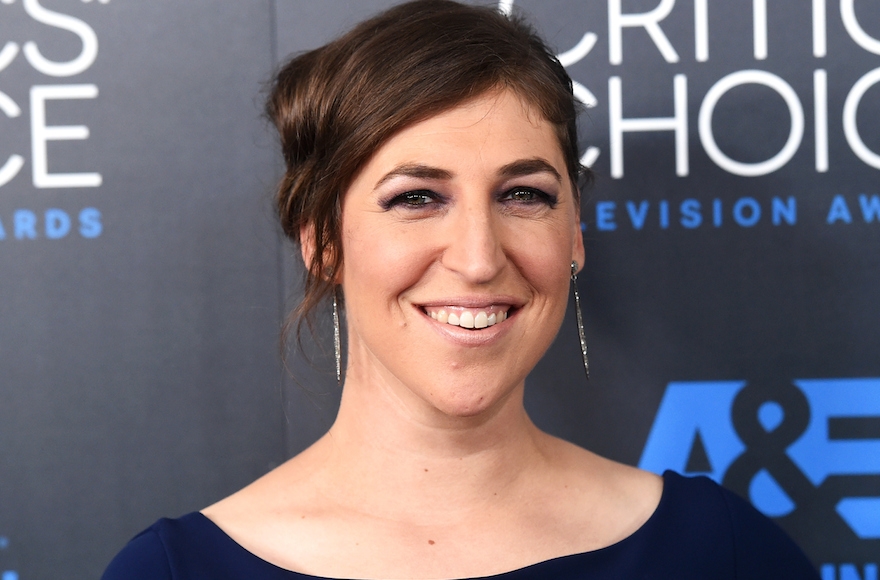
[191,470,680,580]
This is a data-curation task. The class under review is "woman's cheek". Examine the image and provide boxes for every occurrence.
[506,223,572,272]
[349,222,436,290]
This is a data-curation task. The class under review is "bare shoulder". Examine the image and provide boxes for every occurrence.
[544,433,662,495]
[536,436,664,548]
[202,457,316,521]
[199,442,334,570]
[589,449,664,508]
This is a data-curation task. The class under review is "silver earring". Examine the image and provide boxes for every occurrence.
[571,261,590,380]
[332,289,342,387]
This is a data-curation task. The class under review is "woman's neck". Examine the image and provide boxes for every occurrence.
[308,372,552,524]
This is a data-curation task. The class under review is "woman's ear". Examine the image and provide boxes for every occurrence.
[300,222,341,283]
[300,222,316,271]
[572,226,585,273]
[571,198,585,273]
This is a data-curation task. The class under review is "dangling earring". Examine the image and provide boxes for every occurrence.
[332,289,342,387]
[571,261,590,380]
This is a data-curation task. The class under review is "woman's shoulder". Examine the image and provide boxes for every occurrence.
[645,471,820,578]
[102,511,302,580]
[545,438,664,531]
[542,441,819,578]
[101,513,203,580]
[102,520,173,580]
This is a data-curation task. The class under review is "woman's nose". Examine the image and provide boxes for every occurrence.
[440,203,506,284]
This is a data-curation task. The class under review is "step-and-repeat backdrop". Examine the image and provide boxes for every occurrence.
[1,1,877,578]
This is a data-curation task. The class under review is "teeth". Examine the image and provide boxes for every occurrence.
[426,308,510,329]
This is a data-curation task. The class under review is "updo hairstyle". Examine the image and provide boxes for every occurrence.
[266,0,589,333]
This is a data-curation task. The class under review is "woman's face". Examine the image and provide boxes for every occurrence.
[337,89,584,421]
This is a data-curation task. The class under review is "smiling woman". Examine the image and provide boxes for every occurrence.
[103,2,820,579]
[338,90,581,420]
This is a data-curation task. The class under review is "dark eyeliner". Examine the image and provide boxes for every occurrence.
[501,186,559,209]
[379,189,442,211]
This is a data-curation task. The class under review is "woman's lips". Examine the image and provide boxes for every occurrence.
[422,305,511,329]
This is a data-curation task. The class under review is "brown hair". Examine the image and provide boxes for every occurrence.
[267,0,589,336]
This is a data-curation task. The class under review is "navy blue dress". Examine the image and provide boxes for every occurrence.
[103,471,820,579]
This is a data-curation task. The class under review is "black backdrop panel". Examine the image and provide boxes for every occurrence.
[0,1,283,578]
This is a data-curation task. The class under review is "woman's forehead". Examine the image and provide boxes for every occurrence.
[361,90,565,176]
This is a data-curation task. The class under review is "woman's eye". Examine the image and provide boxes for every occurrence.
[502,187,558,208]
[509,189,537,202]
[401,191,434,206]
[381,190,439,210]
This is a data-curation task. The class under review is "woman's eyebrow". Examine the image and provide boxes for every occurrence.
[374,158,561,190]
[375,163,453,189]
[498,158,562,182]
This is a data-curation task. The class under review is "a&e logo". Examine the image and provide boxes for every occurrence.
[639,378,880,562]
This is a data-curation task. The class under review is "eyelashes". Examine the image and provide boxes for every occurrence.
[379,189,443,211]
[380,187,558,211]
[499,186,559,209]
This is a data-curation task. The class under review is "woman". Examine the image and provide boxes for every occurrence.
[104,2,819,578]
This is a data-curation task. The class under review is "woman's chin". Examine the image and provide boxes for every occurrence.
[417,380,522,422]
